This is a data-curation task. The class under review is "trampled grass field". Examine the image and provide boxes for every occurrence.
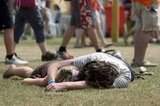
[0,36,160,106]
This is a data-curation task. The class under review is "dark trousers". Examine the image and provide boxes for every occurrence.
[14,6,45,43]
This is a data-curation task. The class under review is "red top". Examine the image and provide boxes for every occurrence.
[90,0,100,11]
[132,0,160,7]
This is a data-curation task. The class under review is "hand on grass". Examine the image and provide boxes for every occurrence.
[45,83,67,92]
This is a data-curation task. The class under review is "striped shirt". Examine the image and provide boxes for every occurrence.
[73,52,132,88]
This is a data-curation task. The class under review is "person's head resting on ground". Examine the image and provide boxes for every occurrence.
[77,61,119,89]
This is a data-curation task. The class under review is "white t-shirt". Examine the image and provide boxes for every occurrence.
[36,0,46,8]
[73,52,132,88]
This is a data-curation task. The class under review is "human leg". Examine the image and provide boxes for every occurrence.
[60,25,76,47]
[25,8,47,54]
[94,11,112,48]
[74,29,85,48]
[6,10,29,65]
[132,30,157,67]
[86,28,102,51]
[132,2,159,67]
[22,7,58,61]
[0,0,14,56]
[14,10,26,43]
[57,25,76,59]
[3,64,33,78]
[1,3,28,64]
[4,28,14,56]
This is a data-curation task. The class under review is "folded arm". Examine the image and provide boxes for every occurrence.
[46,59,74,84]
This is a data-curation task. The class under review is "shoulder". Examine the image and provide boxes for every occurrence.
[113,72,132,88]
[113,77,129,88]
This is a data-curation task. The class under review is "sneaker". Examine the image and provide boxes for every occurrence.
[57,51,74,60]
[5,54,28,65]
[41,51,58,61]
[131,61,158,67]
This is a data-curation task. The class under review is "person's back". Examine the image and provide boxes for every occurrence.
[73,52,134,88]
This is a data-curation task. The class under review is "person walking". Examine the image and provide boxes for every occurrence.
[57,0,106,59]
[0,0,28,64]
[131,0,159,67]
[13,0,58,62]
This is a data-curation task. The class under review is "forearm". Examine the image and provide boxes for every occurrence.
[47,65,59,83]
[63,81,89,90]
[46,81,89,92]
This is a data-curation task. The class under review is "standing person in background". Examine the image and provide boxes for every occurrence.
[0,0,28,65]
[13,0,58,62]
[53,4,62,24]
[131,0,159,67]
[74,0,113,48]
[40,0,51,39]
[57,0,106,59]
[124,0,138,45]
[90,0,113,48]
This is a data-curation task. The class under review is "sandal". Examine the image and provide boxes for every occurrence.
[131,61,158,67]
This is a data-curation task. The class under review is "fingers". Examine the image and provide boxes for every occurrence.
[45,83,65,92]
[46,83,55,92]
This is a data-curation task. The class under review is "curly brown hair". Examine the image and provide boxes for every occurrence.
[77,61,119,89]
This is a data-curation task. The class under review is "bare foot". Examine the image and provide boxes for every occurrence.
[3,64,16,79]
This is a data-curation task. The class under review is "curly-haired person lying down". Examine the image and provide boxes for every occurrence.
[3,52,135,92]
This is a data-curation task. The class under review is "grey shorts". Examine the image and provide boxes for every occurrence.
[133,2,160,31]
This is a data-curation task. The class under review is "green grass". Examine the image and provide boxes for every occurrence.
[0,36,160,106]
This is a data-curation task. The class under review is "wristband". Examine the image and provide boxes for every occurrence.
[48,80,55,84]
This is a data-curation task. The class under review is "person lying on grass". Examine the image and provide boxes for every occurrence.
[3,52,135,92]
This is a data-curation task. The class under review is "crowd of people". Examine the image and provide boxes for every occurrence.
[0,0,159,92]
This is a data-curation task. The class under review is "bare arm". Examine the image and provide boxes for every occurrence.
[96,0,105,13]
[46,81,89,92]
[47,59,74,84]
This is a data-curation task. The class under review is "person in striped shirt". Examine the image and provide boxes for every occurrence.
[3,52,135,91]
